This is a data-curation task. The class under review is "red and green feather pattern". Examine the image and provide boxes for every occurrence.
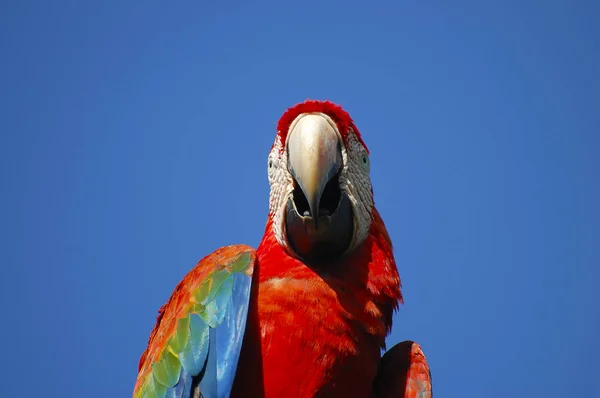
[134,245,255,398]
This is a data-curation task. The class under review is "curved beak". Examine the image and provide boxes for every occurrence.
[287,114,343,229]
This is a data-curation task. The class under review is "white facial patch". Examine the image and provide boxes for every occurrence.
[267,114,374,255]
[338,130,374,250]
[267,135,294,251]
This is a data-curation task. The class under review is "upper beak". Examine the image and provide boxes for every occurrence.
[287,114,343,229]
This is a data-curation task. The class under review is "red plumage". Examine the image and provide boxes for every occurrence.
[375,341,433,397]
[229,101,413,397]
[232,209,401,397]
[135,100,432,398]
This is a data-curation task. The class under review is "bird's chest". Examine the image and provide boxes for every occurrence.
[237,277,381,397]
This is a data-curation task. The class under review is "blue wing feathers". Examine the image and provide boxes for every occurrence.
[215,271,253,397]
[155,250,253,398]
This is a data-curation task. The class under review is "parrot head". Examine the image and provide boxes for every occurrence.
[267,100,375,264]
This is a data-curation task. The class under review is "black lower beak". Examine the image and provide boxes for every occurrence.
[285,190,353,263]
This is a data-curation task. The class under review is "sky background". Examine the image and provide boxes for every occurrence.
[1,1,599,397]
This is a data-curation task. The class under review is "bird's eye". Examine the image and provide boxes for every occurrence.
[268,157,277,179]
[360,154,370,171]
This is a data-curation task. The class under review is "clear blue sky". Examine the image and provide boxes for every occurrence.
[1,1,598,397]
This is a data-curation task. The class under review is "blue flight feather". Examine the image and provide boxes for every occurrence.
[145,248,254,398]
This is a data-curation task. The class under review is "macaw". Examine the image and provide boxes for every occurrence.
[134,100,432,398]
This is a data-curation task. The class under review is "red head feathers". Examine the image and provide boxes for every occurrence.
[276,100,369,152]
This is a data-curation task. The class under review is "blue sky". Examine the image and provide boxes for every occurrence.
[1,1,599,396]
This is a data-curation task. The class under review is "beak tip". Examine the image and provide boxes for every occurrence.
[309,201,320,229]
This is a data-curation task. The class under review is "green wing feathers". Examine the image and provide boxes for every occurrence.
[134,245,255,398]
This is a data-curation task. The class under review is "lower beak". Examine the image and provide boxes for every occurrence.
[287,114,343,229]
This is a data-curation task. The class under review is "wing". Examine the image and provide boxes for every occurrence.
[374,341,432,398]
[133,244,256,398]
